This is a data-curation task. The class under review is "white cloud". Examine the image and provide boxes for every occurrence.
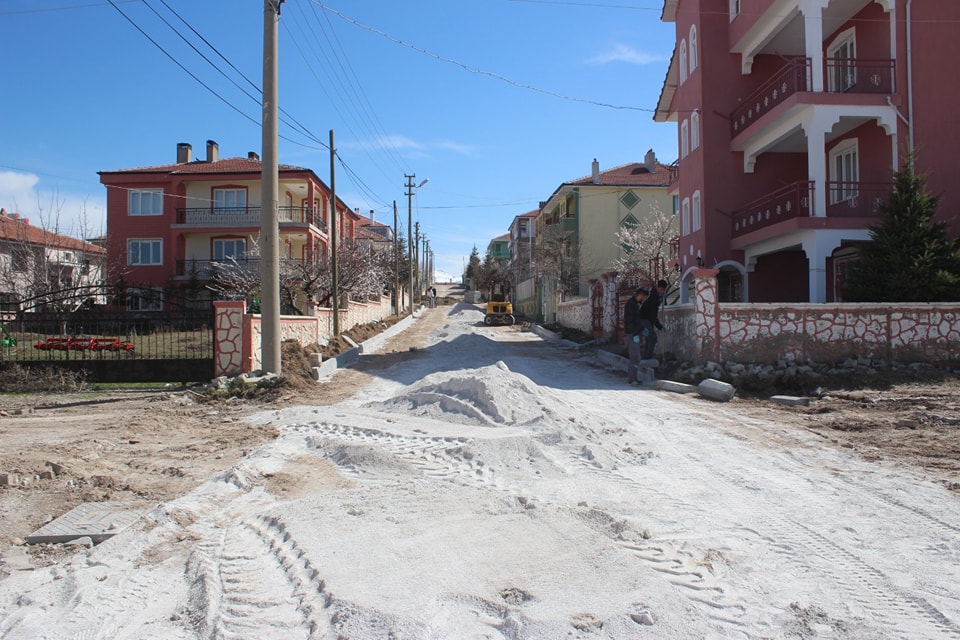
[588,44,668,65]
[0,170,106,238]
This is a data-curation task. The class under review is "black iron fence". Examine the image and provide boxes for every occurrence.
[0,309,214,384]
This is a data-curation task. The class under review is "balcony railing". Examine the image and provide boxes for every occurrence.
[825,182,891,218]
[731,58,896,138]
[824,58,895,94]
[176,257,308,278]
[176,206,328,231]
[731,181,814,238]
[731,57,810,138]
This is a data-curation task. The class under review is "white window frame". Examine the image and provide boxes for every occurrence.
[691,111,700,150]
[679,40,688,84]
[128,239,162,266]
[681,198,691,236]
[729,0,740,21]
[213,238,246,261]
[126,287,163,312]
[213,188,247,211]
[829,139,860,204]
[129,189,163,216]
[689,25,698,74]
[680,119,689,158]
[827,27,857,93]
[692,191,702,231]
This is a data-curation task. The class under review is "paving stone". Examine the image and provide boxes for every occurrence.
[697,378,736,402]
[770,395,811,407]
[656,380,698,394]
[26,502,148,545]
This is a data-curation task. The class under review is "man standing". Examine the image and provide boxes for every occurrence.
[623,287,647,385]
[638,280,667,359]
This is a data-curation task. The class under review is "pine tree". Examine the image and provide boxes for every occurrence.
[842,157,960,302]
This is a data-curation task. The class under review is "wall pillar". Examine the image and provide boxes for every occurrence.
[213,300,247,377]
[693,269,720,363]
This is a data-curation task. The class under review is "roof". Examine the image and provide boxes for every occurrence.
[0,214,105,254]
[98,157,309,175]
[567,162,676,188]
[654,45,679,123]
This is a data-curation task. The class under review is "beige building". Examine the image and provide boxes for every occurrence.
[537,151,677,296]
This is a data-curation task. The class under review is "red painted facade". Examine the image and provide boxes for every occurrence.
[657,0,960,303]
[99,141,353,310]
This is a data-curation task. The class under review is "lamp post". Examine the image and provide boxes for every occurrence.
[404,174,428,315]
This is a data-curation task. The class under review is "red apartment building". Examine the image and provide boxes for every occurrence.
[656,0,960,303]
[99,140,356,310]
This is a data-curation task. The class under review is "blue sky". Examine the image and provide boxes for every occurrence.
[0,0,677,282]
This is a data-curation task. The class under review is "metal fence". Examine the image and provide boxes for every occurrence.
[0,309,214,384]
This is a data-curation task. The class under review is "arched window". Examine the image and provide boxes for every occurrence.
[692,191,702,231]
[680,120,689,158]
[679,40,688,84]
[691,111,700,150]
[689,25,698,74]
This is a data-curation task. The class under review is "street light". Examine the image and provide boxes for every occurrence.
[405,175,429,316]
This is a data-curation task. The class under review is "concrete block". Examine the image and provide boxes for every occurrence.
[656,380,698,394]
[697,378,736,402]
[770,395,810,407]
[309,353,322,367]
[638,358,660,368]
[0,473,16,487]
[637,367,655,384]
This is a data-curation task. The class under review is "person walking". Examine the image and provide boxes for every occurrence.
[638,280,666,360]
[623,287,647,386]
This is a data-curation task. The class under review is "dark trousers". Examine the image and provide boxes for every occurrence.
[639,320,657,359]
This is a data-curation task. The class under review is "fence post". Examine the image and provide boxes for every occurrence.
[693,269,720,364]
[213,301,247,377]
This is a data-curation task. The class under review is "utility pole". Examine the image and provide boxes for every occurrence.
[260,0,283,375]
[393,200,400,314]
[329,129,339,335]
[405,174,415,316]
[414,221,421,303]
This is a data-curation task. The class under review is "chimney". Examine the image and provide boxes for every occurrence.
[206,140,219,163]
[177,143,192,164]
[248,151,260,161]
[369,209,375,225]
[644,149,657,173]
[591,158,600,184]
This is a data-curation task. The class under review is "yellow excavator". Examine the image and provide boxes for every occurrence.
[483,281,515,326]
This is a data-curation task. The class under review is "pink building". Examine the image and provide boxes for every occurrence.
[99,141,353,311]
[655,0,960,303]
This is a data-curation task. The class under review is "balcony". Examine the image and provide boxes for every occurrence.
[731,181,813,238]
[731,58,895,138]
[176,257,308,279]
[825,182,891,218]
[176,206,328,232]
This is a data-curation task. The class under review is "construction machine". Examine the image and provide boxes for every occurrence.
[483,281,515,326]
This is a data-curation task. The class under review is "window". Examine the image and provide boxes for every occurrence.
[672,195,680,216]
[214,238,246,261]
[129,189,163,216]
[126,287,163,311]
[729,0,740,20]
[679,40,688,84]
[689,25,698,74]
[830,139,859,204]
[691,111,700,150]
[827,28,856,93]
[128,239,162,266]
[692,191,702,231]
[213,188,247,211]
[681,120,689,158]
[681,198,691,236]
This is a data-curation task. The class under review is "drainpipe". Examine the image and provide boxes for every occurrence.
[906,0,915,153]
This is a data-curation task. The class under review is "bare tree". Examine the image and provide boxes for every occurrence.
[534,224,581,298]
[610,201,679,289]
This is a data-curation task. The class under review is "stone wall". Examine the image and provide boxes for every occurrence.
[587,269,960,366]
[214,296,395,377]
[556,298,591,333]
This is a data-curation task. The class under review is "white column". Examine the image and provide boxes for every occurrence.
[802,238,828,303]
[802,114,828,218]
[801,0,827,92]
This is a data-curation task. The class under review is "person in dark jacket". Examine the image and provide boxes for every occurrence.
[638,280,666,359]
[623,287,647,385]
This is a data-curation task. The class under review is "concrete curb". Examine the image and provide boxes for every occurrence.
[314,313,420,379]
[530,324,594,351]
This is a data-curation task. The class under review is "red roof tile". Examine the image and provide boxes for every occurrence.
[100,157,308,175]
[568,162,675,188]
[0,215,105,254]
